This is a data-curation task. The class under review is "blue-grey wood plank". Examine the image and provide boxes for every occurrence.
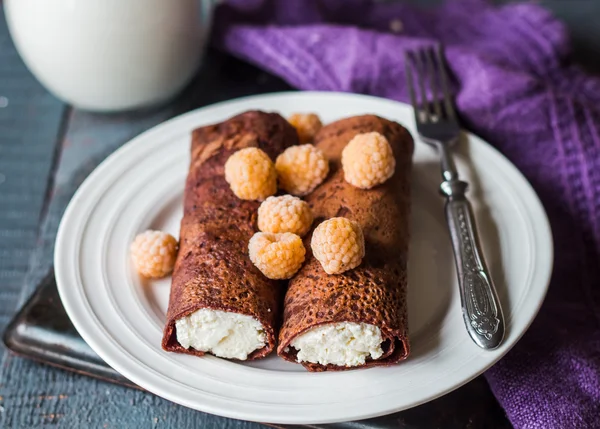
[0,6,70,427]
[0,10,66,350]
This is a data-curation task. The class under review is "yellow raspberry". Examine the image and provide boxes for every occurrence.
[275,144,329,196]
[257,195,313,237]
[288,113,323,144]
[130,230,178,278]
[311,217,365,275]
[341,132,396,189]
[224,147,277,201]
[248,232,306,279]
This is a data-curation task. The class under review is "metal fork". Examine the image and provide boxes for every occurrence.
[405,45,505,350]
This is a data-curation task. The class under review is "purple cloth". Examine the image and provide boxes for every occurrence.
[213,1,600,427]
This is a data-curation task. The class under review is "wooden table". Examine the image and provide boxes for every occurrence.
[1,2,595,427]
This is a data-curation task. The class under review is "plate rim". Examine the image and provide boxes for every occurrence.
[55,91,553,424]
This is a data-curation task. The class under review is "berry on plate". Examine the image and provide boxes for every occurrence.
[225,147,277,201]
[248,232,306,279]
[130,230,178,278]
[288,113,323,144]
[258,195,313,237]
[342,132,395,189]
[311,217,364,275]
[275,144,329,196]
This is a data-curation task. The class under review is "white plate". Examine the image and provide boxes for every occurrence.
[55,92,552,424]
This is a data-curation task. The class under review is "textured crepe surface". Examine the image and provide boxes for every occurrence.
[278,115,414,371]
[162,111,298,360]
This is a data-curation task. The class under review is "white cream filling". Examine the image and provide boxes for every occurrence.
[175,309,266,360]
[290,322,384,367]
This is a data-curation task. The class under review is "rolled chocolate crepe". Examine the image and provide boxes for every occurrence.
[278,115,414,371]
[162,111,298,360]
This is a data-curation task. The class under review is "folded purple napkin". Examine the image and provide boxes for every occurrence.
[213,0,600,427]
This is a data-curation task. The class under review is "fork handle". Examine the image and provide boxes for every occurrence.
[440,180,505,349]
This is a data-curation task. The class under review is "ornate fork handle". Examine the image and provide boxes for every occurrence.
[440,180,505,349]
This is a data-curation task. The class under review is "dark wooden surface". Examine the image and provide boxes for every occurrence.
[1,1,599,427]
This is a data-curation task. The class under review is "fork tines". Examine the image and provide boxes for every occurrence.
[405,45,455,124]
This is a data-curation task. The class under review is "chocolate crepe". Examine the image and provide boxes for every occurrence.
[278,115,414,371]
[162,111,298,360]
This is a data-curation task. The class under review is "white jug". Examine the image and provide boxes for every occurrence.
[4,0,215,111]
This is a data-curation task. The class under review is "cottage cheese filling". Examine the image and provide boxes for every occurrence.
[175,309,266,360]
[290,322,384,367]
